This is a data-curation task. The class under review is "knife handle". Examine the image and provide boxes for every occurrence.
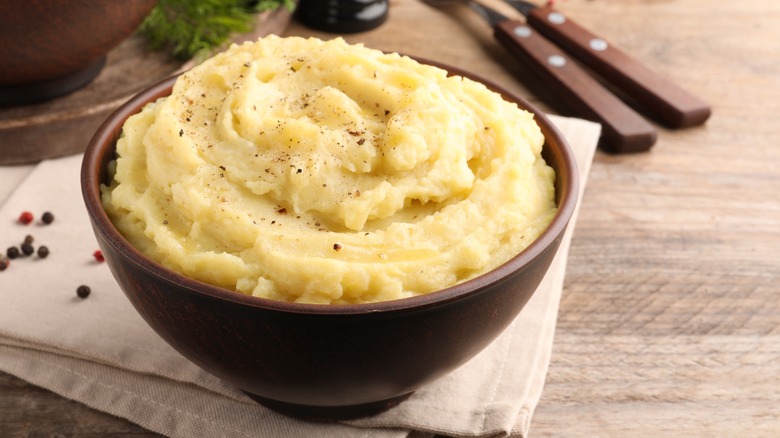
[526,6,711,128]
[494,20,657,153]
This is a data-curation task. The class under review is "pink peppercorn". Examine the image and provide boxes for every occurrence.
[18,211,33,225]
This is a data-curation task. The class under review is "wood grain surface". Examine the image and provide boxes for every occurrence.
[2,0,779,436]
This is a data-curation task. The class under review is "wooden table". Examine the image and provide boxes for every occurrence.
[3,0,779,435]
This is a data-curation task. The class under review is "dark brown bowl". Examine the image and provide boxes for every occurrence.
[0,0,157,105]
[81,61,579,420]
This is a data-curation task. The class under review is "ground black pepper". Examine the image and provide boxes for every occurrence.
[76,285,91,299]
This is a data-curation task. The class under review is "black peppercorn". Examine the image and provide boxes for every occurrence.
[21,242,34,256]
[76,285,91,299]
[24,235,34,245]
[6,246,20,259]
[41,211,54,224]
[0,257,8,271]
[37,246,49,258]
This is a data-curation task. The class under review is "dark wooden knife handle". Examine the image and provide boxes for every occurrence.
[494,20,657,153]
[527,6,711,128]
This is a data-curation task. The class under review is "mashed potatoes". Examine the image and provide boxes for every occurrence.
[102,36,556,304]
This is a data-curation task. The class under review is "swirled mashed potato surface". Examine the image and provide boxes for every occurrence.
[102,36,557,304]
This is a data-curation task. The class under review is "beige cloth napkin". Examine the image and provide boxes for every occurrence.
[0,115,600,438]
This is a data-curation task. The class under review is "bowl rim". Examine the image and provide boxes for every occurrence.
[81,57,579,315]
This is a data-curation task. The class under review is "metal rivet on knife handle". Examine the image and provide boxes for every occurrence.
[547,12,566,24]
[589,38,608,51]
[513,25,532,38]
[547,55,566,67]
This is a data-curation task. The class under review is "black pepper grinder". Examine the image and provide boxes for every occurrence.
[296,0,389,33]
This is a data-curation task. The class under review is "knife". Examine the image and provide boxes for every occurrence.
[432,0,657,152]
[504,0,711,128]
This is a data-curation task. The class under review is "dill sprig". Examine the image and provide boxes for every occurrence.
[139,0,296,60]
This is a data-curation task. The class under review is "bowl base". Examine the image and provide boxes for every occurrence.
[0,57,106,106]
[243,391,414,421]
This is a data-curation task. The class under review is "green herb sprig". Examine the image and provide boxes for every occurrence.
[139,0,296,61]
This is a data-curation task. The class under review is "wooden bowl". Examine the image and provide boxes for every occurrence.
[0,0,157,105]
[80,63,579,420]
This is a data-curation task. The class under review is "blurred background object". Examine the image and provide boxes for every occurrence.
[0,0,158,106]
[0,0,294,165]
[297,0,389,33]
